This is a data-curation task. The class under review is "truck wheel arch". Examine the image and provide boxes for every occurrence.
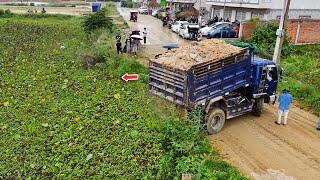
[205,96,225,113]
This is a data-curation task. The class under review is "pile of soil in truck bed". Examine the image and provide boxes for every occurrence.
[153,39,244,70]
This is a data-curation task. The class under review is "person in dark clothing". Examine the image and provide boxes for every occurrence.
[116,34,121,41]
[116,40,122,54]
[226,18,230,22]
[214,15,219,23]
[219,17,223,22]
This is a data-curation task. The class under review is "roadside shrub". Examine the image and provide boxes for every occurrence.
[4,9,11,15]
[82,8,113,33]
[156,109,247,180]
[0,9,13,17]
[126,1,133,8]
[250,22,295,58]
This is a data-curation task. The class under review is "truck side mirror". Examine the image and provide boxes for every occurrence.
[279,67,284,82]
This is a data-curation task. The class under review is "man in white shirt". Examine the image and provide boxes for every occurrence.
[143,27,147,44]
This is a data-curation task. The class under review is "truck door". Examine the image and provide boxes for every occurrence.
[264,66,278,100]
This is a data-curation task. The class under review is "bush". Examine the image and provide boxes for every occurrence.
[156,109,247,180]
[0,9,13,17]
[126,1,133,8]
[82,8,113,33]
[4,9,11,15]
[250,22,295,58]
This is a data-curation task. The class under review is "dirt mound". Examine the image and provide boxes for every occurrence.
[153,39,243,70]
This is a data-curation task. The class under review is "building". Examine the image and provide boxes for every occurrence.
[205,0,320,22]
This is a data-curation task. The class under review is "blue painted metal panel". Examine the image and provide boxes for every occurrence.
[149,50,252,107]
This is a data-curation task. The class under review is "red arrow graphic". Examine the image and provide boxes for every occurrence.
[121,73,139,82]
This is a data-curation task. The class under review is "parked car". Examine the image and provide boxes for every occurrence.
[207,24,237,38]
[200,22,231,36]
[138,7,148,14]
[171,21,188,33]
[151,9,158,16]
[178,24,199,39]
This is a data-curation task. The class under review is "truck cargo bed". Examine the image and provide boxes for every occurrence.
[149,49,251,107]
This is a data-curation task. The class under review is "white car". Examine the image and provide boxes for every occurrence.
[200,22,231,36]
[171,21,189,33]
[138,7,148,14]
[151,9,158,16]
[178,24,200,39]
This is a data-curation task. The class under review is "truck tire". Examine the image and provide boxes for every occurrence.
[252,98,263,117]
[206,108,225,134]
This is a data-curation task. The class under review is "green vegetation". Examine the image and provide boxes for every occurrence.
[83,9,113,33]
[0,9,247,179]
[0,9,12,17]
[279,45,320,110]
[248,22,319,111]
[249,22,294,58]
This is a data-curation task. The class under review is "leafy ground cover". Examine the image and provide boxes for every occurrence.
[279,45,320,111]
[0,8,247,179]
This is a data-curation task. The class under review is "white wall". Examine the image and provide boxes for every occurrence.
[206,0,320,10]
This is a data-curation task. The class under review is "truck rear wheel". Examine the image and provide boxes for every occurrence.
[252,98,263,117]
[206,108,225,134]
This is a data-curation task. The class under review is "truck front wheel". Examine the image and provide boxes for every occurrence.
[206,108,226,134]
[252,98,264,117]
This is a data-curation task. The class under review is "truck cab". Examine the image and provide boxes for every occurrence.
[251,58,278,104]
[205,57,280,134]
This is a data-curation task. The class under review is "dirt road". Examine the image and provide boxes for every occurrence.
[117,7,320,180]
[117,6,187,62]
[209,104,320,180]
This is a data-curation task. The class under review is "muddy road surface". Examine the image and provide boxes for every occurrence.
[209,104,320,180]
[117,7,320,180]
[117,6,187,62]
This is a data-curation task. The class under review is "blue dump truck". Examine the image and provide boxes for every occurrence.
[149,42,280,133]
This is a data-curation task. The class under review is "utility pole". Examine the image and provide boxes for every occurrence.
[199,0,202,26]
[223,0,226,19]
[273,0,291,64]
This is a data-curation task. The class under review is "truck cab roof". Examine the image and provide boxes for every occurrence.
[252,57,275,66]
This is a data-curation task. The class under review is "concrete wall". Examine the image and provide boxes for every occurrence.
[240,19,320,44]
[267,9,320,20]
[206,0,320,10]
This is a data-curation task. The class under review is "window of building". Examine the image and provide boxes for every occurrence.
[213,8,220,17]
[252,12,264,20]
[299,15,311,19]
[236,11,246,21]
[224,9,232,19]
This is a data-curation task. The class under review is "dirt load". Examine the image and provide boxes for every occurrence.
[153,39,243,70]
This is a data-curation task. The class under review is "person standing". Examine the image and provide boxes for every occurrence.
[131,38,139,56]
[116,40,122,54]
[214,15,219,23]
[275,89,293,125]
[142,27,147,44]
